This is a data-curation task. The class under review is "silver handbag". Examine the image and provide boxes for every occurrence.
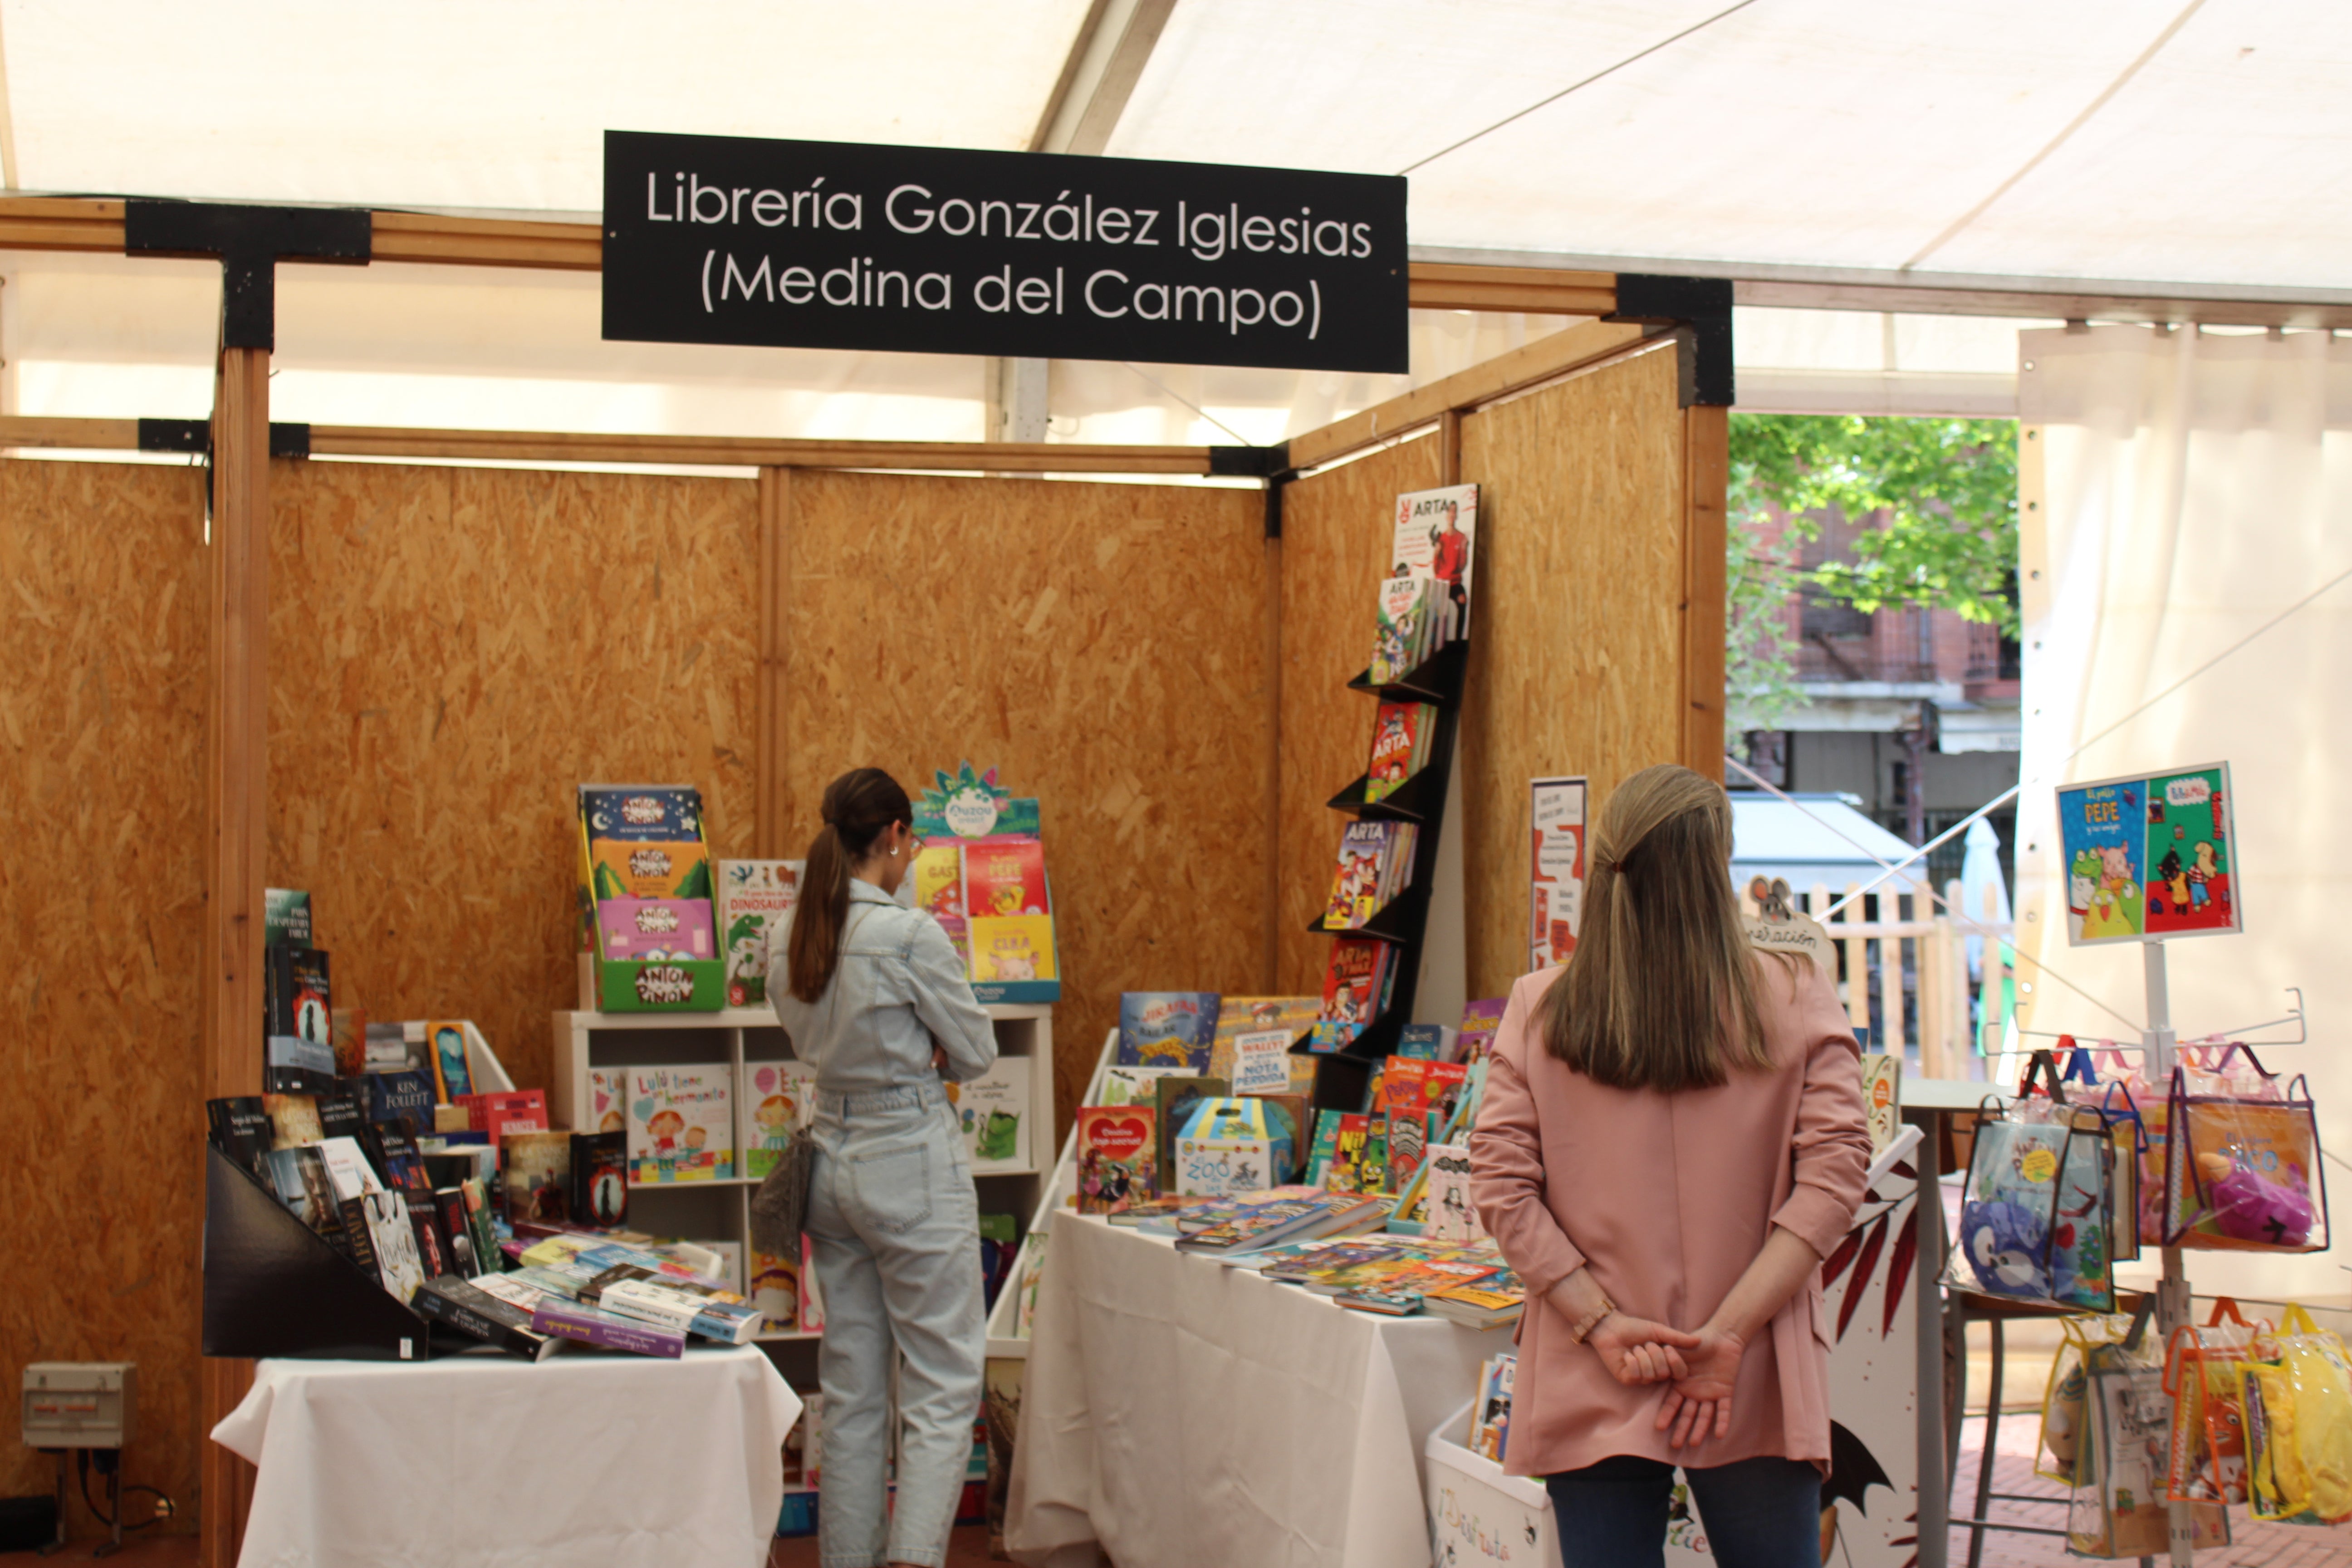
[749,1124,814,1256]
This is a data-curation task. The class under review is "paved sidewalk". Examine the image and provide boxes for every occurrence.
[1946,1407,2350,1566]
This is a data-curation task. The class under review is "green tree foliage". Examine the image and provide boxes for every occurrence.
[1722,414,2018,745]
[1730,413,2020,634]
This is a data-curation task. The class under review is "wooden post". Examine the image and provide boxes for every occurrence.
[754,466,791,857]
[1438,408,1463,487]
[1680,404,1728,778]
[1262,527,1283,992]
[1878,890,1905,1064]
[199,343,269,1568]
[1839,882,1868,1032]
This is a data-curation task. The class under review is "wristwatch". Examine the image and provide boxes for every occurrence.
[1567,1294,1618,1343]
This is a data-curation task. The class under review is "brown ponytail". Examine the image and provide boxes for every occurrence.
[786,767,914,1003]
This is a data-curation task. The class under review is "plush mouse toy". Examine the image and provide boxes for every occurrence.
[2195,1151,2316,1248]
[1962,1198,2050,1297]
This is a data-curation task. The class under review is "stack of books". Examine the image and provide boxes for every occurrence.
[1369,573,1446,686]
[1368,483,1480,682]
[1320,821,1420,931]
[1313,937,1399,1049]
[1232,1232,1527,1326]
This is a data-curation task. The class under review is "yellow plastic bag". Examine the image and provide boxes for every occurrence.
[2243,1303,2352,1524]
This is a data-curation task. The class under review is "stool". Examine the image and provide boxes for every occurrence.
[1944,1289,2152,1568]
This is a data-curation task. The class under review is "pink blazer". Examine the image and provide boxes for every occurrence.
[1469,957,1869,1477]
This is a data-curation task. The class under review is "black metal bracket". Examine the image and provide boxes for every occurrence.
[137,416,310,460]
[124,200,370,352]
[1607,273,1734,408]
[1209,442,1291,478]
[1262,470,1299,539]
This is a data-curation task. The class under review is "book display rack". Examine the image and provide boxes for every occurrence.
[1304,642,1466,1116]
[201,1146,431,1362]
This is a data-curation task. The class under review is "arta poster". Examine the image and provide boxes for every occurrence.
[2057,762,2239,946]
[1529,776,1587,972]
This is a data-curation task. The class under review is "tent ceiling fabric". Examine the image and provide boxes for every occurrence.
[7,0,2347,296]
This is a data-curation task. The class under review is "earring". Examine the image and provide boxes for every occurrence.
[891,848,900,857]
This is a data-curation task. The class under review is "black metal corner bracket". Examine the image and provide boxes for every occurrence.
[137,416,311,461]
[123,200,370,353]
[1209,442,1291,478]
[1607,274,1734,409]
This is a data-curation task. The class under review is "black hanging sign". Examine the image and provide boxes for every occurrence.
[602,131,1409,374]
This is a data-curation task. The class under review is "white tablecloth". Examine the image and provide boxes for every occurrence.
[212,1345,800,1568]
[1006,1215,1511,1568]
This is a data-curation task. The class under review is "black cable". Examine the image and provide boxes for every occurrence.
[73,1451,172,1532]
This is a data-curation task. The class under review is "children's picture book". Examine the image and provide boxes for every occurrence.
[1380,1058,1472,1125]
[1305,1109,1345,1186]
[1364,701,1437,803]
[963,837,1050,918]
[1861,1054,1902,1153]
[1369,574,1434,686]
[716,860,801,1007]
[1468,1354,1516,1464]
[1322,821,1389,929]
[1395,1023,1454,1061]
[2058,763,2239,946]
[461,1088,548,1147]
[1455,998,1508,1067]
[1207,996,1318,1078]
[954,1058,1032,1170]
[1117,993,1220,1068]
[1385,1111,1429,1196]
[1320,939,1391,1032]
[1154,1076,1227,1196]
[979,1213,1019,1310]
[741,1060,816,1179]
[1421,1143,1484,1242]
[1392,483,1480,640]
[1228,1028,1295,1097]
[1530,775,1588,971]
[1327,1114,1387,1195]
[625,1064,735,1182]
[1075,1105,1157,1215]
[595,896,716,962]
[1096,1065,1186,1107]
[967,914,1056,984]
[586,1067,628,1134]
[911,842,966,921]
[587,838,713,902]
[750,1245,801,1328]
[580,785,705,843]
[502,1130,573,1224]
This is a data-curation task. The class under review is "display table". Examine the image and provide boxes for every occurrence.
[1005,1213,1511,1568]
[211,1344,799,1568]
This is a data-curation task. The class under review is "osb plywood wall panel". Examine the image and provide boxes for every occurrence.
[0,459,208,1535]
[1274,437,1446,996]
[1458,344,1688,1000]
[267,463,760,1092]
[779,470,1270,1127]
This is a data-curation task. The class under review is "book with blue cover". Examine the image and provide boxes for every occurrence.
[579,785,705,843]
[1117,992,1221,1068]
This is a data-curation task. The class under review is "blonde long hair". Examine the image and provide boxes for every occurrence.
[1532,764,1776,1092]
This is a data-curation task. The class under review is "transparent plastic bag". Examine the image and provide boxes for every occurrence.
[1945,1062,2117,1310]
[2243,1303,2352,1524]
[2164,1044,2329,1253]
[2068,1348,2230,1558]
[2038,1308,2151,1485]
[2163,1297,2260,1504]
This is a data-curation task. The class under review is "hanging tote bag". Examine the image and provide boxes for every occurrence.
[2038,1304,2151,1485]
[2163,1297,2260,1505]
[1945,1056,2118,1310]
[2242,1302,2352,1524]
[2163,1044,2330,1252]
[2067,1340,2231,1557]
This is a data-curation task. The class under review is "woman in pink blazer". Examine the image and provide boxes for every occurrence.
[1470,765,1869,1568]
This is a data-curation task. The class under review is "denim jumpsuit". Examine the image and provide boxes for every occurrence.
[765,880,997,1568]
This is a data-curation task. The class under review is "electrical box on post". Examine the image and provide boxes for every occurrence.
[21,1363,136,1450]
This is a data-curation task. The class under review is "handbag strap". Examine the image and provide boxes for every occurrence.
[2060,1043,2099,1088]
[2280,1302,2320,1338]
[2208,1296,2251,1328]
[2019,1049,2068,1104]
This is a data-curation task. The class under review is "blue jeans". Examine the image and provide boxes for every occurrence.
[1546,1455,1821,1568]
[807,1080,984,1568]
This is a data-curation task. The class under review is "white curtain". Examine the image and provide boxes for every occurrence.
[2016,323,2352,1301]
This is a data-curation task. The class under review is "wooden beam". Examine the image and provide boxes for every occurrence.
[1737,276,2352,332]
[0,195,124,251]
[199,343,269,1568]
[0,415,138,449]
[1410,263,1616,316]
[1286,318,1655,473]
[754,467,791,858]
[1679,402,1729,779]
[369,210,601,271]
[1438,410,1463,487]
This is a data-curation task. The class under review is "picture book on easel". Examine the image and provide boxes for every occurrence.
[2058,762,2239,946]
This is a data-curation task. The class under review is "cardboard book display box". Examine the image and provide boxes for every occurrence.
[912,762,1063,1005]
[201,1146,431,1361]
[574,784,724,1012]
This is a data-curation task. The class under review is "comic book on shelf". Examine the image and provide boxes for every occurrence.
[1317,939,1394,1044]
[1322,820,1420,930]
[1363,701,1438,803]
[1391,484,1479,641]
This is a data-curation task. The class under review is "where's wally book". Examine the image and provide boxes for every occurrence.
[1391,484,1479,640]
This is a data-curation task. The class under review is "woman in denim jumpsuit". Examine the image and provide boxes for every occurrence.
[766,768,997,1568]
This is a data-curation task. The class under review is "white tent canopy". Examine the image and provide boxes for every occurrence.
[3,1,2341,441]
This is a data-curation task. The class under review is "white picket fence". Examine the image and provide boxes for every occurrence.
[1744,879,2015,1080]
